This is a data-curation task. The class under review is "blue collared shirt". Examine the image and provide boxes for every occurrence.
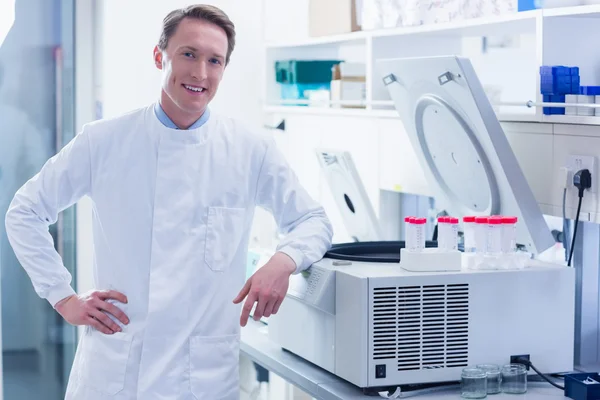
[154,103,210,130]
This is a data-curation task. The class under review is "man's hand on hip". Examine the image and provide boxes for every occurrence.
[233,252,296,327]
[55,290,130,334]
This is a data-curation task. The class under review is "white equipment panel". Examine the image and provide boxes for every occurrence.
[316,149,382,242]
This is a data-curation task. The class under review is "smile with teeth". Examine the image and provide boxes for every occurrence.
[183,84,206,93]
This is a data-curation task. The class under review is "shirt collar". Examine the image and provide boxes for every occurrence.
[153,103,210,130]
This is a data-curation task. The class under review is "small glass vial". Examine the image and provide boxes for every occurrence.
[476,364,501,395]
[449,217,459,251]
[461,367,487,399]
[501,364,527,394]
[486,216,503,256]
[501,216,518,253]
[463,216,476,252]
[474,216,489,255]
[414,218,426,252]
[437,216,448,250]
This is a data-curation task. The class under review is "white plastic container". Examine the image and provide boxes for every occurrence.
[463,216,476,252]
[486,216,503,255]
[414,218,426,252]
[501,216,518,253]
[474,216,489,254]
[578,94,595,116]
[566,94,578,116]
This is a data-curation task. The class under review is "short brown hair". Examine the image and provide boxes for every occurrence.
[158,5,236,65]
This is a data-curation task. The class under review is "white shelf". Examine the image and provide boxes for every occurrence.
[263,105,399,118]
[543,4,600,18]
[370,9,538,38]
[263,106,542,123]
[265,31,367,48]
[265,10,541,49]
[543,115,600,125]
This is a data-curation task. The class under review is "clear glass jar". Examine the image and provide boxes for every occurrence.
[476,364,501,394]
[501,364,527,394]
[461,367,487,399]
[501,216,518,253]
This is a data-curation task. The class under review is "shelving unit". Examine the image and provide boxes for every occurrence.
[263,4,600,126]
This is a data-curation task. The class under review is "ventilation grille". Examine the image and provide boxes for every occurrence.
[372,284,469,371]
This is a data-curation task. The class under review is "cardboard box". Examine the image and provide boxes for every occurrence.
[331,62,366,108]
[309,0,361,37]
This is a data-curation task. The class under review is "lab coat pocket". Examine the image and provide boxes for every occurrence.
[205,206,246,272]
[189,334,240,400]
[80,330,132,396]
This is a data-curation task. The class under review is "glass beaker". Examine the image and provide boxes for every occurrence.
[501,364,527,394]
[461,367,487,399]
[476,364,501,394]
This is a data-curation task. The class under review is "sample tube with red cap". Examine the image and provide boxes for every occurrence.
[487,216,504,255]
[474,216,489,254]
[414,218,426,252]
[405,217,414,251]
[448,217,459,251]
[502,216,518,253]
[463,216,476,252]
[437,216,447,250]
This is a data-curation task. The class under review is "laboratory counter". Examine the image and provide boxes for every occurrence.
[240,320,569,399]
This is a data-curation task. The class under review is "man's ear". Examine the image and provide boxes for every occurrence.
[153,46,163,70]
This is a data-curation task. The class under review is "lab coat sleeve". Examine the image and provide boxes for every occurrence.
[255,138,333,274]
[5,128,92,307]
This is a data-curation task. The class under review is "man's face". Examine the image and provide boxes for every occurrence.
[154,18,228,116]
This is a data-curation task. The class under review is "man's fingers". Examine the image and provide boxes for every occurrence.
[233,279,251,304]
[98,290,128,304]
[253,291,270,322]
[90,309,121,333]
[240,292,257,327]
[87,316,114,335]
[97,300,130,325]
[272,297,284,315]
[262,299,276,318]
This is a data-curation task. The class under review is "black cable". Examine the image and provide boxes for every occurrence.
[567,195,583,267]
[516,358,564,390]
[567,169,592,267]
[529,362,564,390]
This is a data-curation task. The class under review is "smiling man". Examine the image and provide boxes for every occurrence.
[5,4,333,400]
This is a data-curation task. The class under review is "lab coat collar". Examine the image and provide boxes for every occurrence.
[148,104,214,145]
[153,102,211,130]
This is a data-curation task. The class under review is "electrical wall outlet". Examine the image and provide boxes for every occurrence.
[566,155,596,193]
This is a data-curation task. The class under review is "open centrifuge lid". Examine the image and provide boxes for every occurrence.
[376,55,554,255]
[315,149,382,242]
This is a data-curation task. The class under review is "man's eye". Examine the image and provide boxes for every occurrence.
[210,58,221,65]
[184,52,194,58]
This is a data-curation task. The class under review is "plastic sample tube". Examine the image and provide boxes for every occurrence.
[414,218,426,252]
[463,216,476,252]
[474,216,490,254]
[486,216,503,255]
[501,216,518,253]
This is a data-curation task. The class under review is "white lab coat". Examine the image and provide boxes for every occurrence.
[5,104,333,399]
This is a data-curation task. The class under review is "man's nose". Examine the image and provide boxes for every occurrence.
[191,61,208,81]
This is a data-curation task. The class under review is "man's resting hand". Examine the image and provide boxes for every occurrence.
[55,290,130,334]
